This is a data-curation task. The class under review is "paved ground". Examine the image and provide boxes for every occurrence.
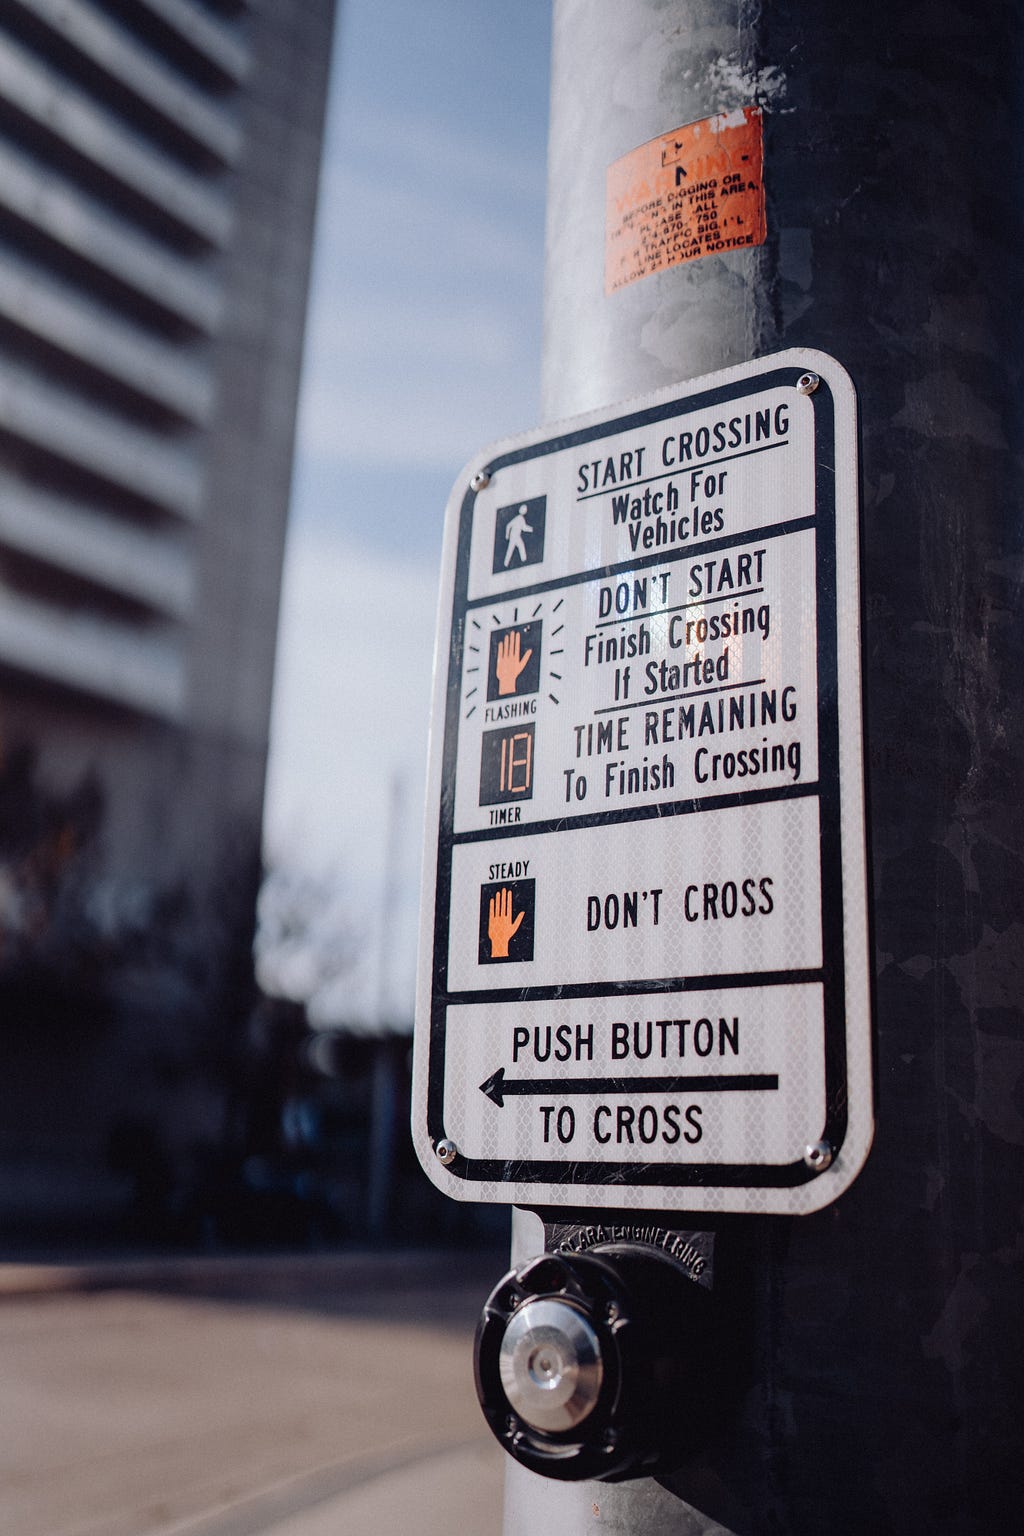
[0,1250,507,1536]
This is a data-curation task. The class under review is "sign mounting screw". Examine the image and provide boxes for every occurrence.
[435,1138,458,1166]
[804,1139,834,1172]
[470,469,491,492]
[796,372,820,395]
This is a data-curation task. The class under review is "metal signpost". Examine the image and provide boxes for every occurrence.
[411,0,1022,1525]
[412,349,872,1217]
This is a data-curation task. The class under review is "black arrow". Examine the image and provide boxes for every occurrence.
[479,1067,779,1108]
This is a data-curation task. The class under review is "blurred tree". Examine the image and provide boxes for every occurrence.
[254,859,363,1015]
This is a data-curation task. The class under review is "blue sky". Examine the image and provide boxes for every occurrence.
[260,1,552,1023]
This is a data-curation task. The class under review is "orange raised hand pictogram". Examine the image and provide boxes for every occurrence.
[495,630,533,696]
[488,886,524,959]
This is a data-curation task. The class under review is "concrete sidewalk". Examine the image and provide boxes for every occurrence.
[162,1442,505,1536]
[285,1444,503,1536]
[0,1247,510,1536]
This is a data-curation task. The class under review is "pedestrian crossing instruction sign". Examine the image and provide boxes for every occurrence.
[412,349,874,1215]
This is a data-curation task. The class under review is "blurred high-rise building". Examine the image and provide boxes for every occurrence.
[0,0,337,1232]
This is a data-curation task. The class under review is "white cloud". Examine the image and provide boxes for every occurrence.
[334,104,548,207]
[262,525,440,1023]
[262,0,551,1021]
[306,298,520,373]
[264,525,439,895]
[312,163,544,283]
[296,366,538,474]
[295,176,545,478]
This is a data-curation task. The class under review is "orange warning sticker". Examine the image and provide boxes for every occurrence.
[605,106,766,294]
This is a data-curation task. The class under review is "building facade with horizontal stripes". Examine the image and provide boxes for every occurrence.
[0,0,337,1231]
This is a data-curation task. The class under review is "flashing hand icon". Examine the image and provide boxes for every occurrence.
[488,887,524,959]
[495,630,533,696]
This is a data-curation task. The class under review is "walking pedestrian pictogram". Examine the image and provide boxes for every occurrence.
[493,496,546,574]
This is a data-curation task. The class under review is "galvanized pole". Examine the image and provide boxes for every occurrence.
[505,0,1023,1531]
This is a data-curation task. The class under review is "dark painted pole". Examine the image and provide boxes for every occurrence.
[506,1,1024,1530]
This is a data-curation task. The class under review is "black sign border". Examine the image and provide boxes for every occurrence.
[425,365,851,1196]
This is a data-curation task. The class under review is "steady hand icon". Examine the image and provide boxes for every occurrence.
[495,630,533,696]
[488,887,524,959]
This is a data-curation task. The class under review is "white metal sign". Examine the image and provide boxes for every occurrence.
[412,349,873,1214]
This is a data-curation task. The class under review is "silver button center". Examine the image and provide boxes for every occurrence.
[499,1298,604,1432]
